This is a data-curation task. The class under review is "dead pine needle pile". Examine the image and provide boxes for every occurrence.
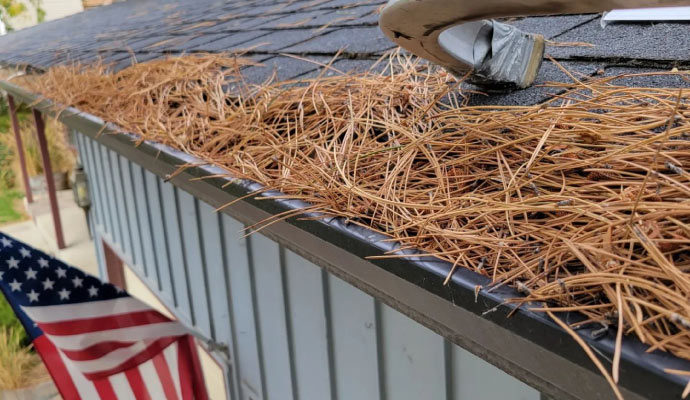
[19,53,690,397]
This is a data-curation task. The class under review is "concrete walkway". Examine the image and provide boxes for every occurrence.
[0,190,99,276]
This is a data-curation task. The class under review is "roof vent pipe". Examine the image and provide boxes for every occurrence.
[379,0,690,89]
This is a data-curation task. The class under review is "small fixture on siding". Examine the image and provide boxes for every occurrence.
[71,164,92,238]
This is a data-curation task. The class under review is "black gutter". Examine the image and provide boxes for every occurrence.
[2,79,688,400]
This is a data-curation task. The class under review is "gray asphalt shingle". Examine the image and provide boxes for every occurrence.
[280,26,394,54]
[547,19,690,64]
[0,0,688,107]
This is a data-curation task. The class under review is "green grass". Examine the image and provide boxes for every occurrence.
[0,296,22,332]
[0,114,9,134]
[0,294,25,346]
[0,190,23,225]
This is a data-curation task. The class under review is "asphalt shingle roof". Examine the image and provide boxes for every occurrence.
[0,0,689,105]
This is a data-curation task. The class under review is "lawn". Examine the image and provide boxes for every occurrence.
[0,189,24,225]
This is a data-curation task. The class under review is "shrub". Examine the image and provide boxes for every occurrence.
[0,325,48,390]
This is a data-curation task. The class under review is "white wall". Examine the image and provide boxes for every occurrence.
[41,0,83,21]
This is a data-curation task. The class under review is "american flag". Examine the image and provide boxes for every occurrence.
[0,232,208,400]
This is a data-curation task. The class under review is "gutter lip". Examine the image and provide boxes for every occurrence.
[3,78,689,398]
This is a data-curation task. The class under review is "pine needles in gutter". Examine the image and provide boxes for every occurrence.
[19,53,690,398]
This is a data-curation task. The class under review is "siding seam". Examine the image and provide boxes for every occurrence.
[321,270,338,400]
[374,299,386,400]
[194,198,216,340]
[218,215,242,400]
[174,187,197,326]
[156,179,177,305]
[278,246,299,400]
[245,234,268,400]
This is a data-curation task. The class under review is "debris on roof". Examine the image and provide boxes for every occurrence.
[13,53,690,398]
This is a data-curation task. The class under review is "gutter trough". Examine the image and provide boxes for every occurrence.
[3,78,690,400]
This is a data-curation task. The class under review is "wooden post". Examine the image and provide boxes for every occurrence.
[32,109,66,249]
[7,96,33,203]
[102,240,126,289]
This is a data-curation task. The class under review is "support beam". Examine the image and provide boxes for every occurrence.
[32,109,66,249]
[7,96,33,203]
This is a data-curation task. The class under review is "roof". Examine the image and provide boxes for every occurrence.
[1,0,689,105]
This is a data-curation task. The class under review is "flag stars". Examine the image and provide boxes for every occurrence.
[72,276,83,288]
[56,267,67,278]
[87,286,99,298]
[0,237,12,247]
[57,288,71,300]
[9,279,21,292]
[6,257,19,269]
[25,268,37,280]
[19,248,30,258]
[42,277,54,291]
[27,290,39,303]
[37,258,49,268]
[0,271,4,281]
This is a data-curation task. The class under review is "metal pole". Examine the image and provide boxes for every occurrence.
[32,109,66,250]
[7,96,33,203]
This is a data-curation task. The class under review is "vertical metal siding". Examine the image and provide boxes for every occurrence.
[78,134,540,400]
[249,234,294,400]
[198,202,233,344]
[328,273,381,400]
[143,170,165,291]
[381,304,448,400]
[109,150,132,258]
[177,190,212,335]
[221,214,263,400]
[130,164,156,280]
[100,145,122,247]
[161,185,193,323]
[452,347,539,400]
[283,250,333,400]
[119,157,143,268]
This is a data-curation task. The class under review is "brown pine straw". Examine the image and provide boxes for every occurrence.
[14,52,690,398]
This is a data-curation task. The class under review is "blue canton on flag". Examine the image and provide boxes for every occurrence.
[0,232,208,400]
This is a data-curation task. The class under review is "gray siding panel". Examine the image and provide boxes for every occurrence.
[283,250,332,400]
[153,179,175,303]
[119,157,143,268]
[249,234,294,400]
[142,170,164,291]
[89,139,113,237]
[177,189,212,335]
[452,346,539,400]
[160,184,192,323]
[221,215,263,400]
[130,164,155,280]
[329,274,380,400]
[198,201,232,344]
[381,304,447,400]
[76,135,107,279]
[109,150,132,258]
[100,145,122,247]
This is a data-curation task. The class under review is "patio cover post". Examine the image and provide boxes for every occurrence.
[32,109,66,249]
[7,95,33,203]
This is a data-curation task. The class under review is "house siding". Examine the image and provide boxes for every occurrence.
[75,131,540,400]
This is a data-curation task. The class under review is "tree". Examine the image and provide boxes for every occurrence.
[0,0,44,31]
